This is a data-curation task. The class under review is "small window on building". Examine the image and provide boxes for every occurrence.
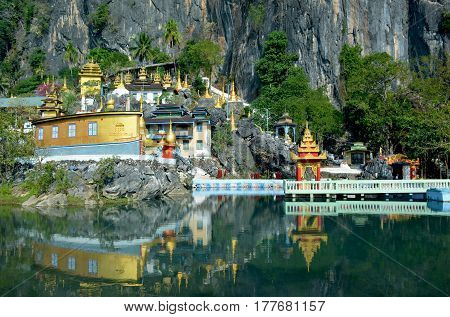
[38,128,44,140]
[68,256,76,271]
[196,140,203,151]
[88,122,98,136]
[52,126,58,139]
[196,123,203,132]
[68,124,76,138]
[88,259,98,274]
[183,140,189,151]
[51,253,58,267]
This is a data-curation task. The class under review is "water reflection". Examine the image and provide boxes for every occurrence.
[0,196,449,296]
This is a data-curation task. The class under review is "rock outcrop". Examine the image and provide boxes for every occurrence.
[360,158,393,180]
[20,0,449,103]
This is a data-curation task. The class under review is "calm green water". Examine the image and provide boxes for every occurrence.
[0,196,449,297]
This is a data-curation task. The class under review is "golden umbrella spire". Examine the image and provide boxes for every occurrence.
[230,80,237,102]
[230,110,237,132]
[175,70,182,91]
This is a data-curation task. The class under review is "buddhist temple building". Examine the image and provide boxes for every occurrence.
[274,112,297,144]
[120,67,174,105]
[79,59,103,110]
[344,142,372,167]
[290,122,327,181]
[145,103,211,158]
[387,154,420,180]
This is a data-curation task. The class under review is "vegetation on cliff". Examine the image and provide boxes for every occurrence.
[252,31,343,144]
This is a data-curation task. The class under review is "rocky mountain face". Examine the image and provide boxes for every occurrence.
[29,0,449,103]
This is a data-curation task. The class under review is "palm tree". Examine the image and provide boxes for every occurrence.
[64,42,78,76]
[163,19,181,49]
[130,32,154,63]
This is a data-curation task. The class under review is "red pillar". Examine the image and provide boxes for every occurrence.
[316,165,321,181]
[296,163,303,181]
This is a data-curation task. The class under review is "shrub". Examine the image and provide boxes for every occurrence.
[93,157,119,190]
[89,2,110,34]
[23,163,56,196]
[54,169,71,194]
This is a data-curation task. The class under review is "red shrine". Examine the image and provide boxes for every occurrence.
[290,122,327,181]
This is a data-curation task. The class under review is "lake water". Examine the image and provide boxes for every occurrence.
[0,196,448,297]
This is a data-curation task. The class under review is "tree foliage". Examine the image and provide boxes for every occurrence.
[255,31,297,87]
[164,19,182,48]
[0,112,35,178]
[252,31,342,144]
[177,39,222,77]
[340,45,449,177]
[89,2,110,34]
[87,47,135,76]
[130,32,155,63]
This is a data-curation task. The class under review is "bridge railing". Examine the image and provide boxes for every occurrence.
[284,179,450,194]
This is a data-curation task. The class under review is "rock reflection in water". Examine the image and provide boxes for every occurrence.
[0,196,449,297]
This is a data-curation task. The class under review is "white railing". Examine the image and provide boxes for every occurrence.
[284,179,450,195]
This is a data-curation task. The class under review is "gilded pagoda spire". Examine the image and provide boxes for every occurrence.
[153,70,161,84]
[230,80,237,102]
[163,72,172,89]
[230,110,237,131]
[175,70,182,91]
[138,67,148,81]
[182,74,188,88]
[62,77,68,92]
[125,71,133,84]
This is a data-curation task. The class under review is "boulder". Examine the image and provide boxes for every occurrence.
[35,193,68,207]
[360,158,393,180]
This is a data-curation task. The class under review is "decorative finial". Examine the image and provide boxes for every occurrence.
[230,80,237,102]
[139,91,144,113]
[175,70,182,91]
[230,110,237,131]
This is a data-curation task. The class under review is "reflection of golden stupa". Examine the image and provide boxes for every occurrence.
[231,263,238,284]
[231,237,238,258]
[290,216,328,272]
[165,236,176,262]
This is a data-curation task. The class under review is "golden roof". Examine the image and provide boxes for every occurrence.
[125,71,133,84]
[163,72,172,88]
[80,59,103,77]
[138,67,148,81]
[113,75,121,88]
[153,72,161,84]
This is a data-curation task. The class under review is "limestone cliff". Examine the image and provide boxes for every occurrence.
[27,0,449,103]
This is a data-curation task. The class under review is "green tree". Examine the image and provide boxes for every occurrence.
[178,39,222,78]
[164,19,182,48]
[89,2,110,34]
[61,91,79,114]
[130,32,155,63]
[64,42,78,75]
[255,31,298,87]
[249,3,265,30]
[339,44,409,153]
[0,112,35,179]
[87,47,135,76]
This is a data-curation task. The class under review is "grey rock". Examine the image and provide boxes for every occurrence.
[22,195,39,207]
[35,193,68,207]
[18,0,447,105]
